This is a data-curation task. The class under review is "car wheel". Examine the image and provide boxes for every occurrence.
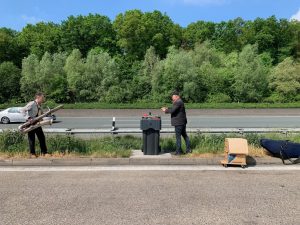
[52,115,56,121]
[1,117,10,124]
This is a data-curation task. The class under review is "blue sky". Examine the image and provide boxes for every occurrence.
[1,0,300,31]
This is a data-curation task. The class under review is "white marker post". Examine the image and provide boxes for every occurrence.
[111,117,116,131]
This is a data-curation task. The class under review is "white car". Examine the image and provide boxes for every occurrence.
[0,107,56,124]
[0,107,26,124]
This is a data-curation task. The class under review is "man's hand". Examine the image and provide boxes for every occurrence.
[161,107,167,112]
[27,118,35,125]
[29,119,34,125]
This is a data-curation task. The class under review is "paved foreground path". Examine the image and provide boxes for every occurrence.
[0,166,299,225]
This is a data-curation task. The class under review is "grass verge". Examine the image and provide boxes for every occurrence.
[0,131,139,158]
[0,131,298,159]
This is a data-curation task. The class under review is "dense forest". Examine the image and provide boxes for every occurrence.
[0,10,300,104]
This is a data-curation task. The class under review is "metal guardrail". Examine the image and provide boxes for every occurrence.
[1,128,300,134]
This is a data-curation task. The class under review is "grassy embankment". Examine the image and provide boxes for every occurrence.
[0,130,298,159]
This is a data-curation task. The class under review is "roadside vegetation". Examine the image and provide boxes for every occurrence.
[0,131,298,158]
[0,11,299,107]
[0,131,138,158]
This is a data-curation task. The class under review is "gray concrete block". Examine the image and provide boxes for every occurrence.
[12,159,52,166]
[91,158,130,165]
[129,158,170,165]
[0,159,13,166]
[51,158,92,166]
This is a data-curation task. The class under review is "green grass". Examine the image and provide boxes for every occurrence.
[161,133,300,157]
[0,131,140,158]
[2,102,300,109]
[1,131,299,158]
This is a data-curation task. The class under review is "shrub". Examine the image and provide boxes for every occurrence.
[0,131,26,152]
[206,93,232,103]
[89,135,140,157]
[47,135,88,154]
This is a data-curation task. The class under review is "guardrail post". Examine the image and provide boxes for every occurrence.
[65,128,74,154]
[111,117,116,131]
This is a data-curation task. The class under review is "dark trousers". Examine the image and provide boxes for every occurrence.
[175,125,191,153]
[28,127,47,155]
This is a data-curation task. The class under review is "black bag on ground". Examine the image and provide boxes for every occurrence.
[260,139,300,164]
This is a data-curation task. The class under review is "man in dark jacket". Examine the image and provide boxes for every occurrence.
[161,91,191,155]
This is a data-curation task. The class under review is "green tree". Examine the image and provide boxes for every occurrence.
[217,51,238,101]
[131,46,159,100]
[64,48,120,102]
[113,10,182,60]
[45,52,68,102]
[17,22,61,58]
[21,52,68,102]
[85,48,119,102]
[0,28,22,66]
[191,42,224,102]
[64,49,85,102]
[270,57,300,102]
[0,62,21,103]
[212,18,245,53]
[232,45,271,102]
[151,46,199,102]
[183,21,215,49]
[20,54,40,101]
[289,20,300,61]
[60,14,116,56]
[251,16,284,63]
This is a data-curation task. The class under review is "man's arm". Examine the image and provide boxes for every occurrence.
[21,102,34,119]
[165,101,181,114]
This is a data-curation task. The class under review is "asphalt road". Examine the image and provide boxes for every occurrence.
[1,109,300,129]
[2,115,300,129]
[0,166,299,225]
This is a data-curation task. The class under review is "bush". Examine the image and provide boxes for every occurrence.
[206,93,232,103]
[190,134,226,154]
[89,135,140,157]
[47,135,88,154]
[0,132,298,158]
[161,134,227,154]
[263,93,285,103]
[0,131,26,153]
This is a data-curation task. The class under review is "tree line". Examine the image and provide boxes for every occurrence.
[0,10,300,104]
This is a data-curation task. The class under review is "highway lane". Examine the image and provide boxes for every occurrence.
[2,115,300,129]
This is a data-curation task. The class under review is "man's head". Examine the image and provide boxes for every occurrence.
[35,92,45,104]
[171,90,180,102]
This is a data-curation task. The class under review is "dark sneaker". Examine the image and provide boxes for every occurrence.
[175,151,185,155]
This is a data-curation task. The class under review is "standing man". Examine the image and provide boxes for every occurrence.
[161,91,191,155]
[22,92,48,158]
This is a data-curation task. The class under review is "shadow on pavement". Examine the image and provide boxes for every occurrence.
[246,156,257,166]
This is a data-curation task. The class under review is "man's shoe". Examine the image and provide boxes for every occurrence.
[41,153,51,157]
[30,154,37,158]
[175,151,185,155]
[186,150,192,154]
